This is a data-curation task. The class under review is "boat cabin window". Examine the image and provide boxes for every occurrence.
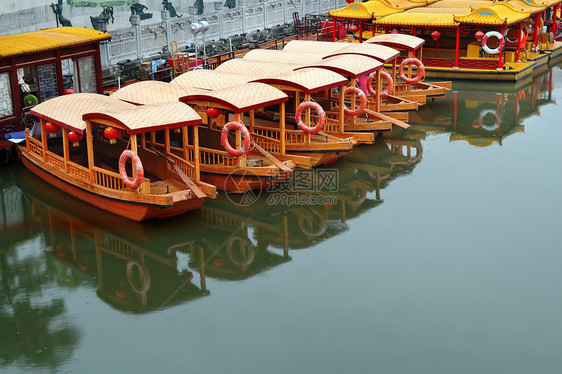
[61,56,97,93]
[18,63,60,107]
[0,72,14,117]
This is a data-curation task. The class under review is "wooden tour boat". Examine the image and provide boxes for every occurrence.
[17,93,216,221]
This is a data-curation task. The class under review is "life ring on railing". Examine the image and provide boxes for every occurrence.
[297,208,328,238]
[226,235,255,269]
[503,27,524,47]
[220,121,251,157]
[481,31,505,55]
[478,109,500,131]
[295,101,326,134]
[119,150,144,189]
[343,86,366,116]
[367,70,394,100]
[399,57,425,84]
[126,260,151,294]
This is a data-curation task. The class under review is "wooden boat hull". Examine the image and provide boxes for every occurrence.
[20,151,204,222]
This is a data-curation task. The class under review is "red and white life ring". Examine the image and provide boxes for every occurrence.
[295,101,326,134]
[343,86,366,116]
[481,31,505,55]
[399,57,425,84]
[220,121,251,157]
[503,27,524,47]
[119,150,144,189]
[367,70,394,100]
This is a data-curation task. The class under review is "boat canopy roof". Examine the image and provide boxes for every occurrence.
[111,80,207,105]
[374,8,463,27]
[365,34,425,51]
[31,93,201,135]
[282,40,400,63]
[171,69,251,90]
[328,1,402,19]
[84,102,202,135]
[0,27,111,59]
[507,0,549,14]
[242,49,326,64]
[428,0,493,9]
[179,83,288,113]
[295,55,382,78]
[251,68,348,94]
[215,59,297,77]
[453,3,531,25]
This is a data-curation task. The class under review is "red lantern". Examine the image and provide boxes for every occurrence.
[206,108,221,119]
[475,31,484,41]
[64,88,74,95]
[431,31,441,41]
[349,25,359,34]
[346,0,354,3]
[67,131,83,147]
[391,29,399,34]
[104,127,120,144]
[45,122,59,137]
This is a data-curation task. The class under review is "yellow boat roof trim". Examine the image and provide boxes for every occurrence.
[454,3,531,25]
[328,0,403,19]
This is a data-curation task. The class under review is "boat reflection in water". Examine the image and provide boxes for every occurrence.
[408,68,556,146]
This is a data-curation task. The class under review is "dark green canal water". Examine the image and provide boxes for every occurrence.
[1,65,561,373]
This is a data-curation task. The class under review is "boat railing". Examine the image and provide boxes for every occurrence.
[285,129,308,144]
[26,134,44,158]
[251,132,281,154]
[252,127,281,141]
[196,146,237,167]
[311,113,340,133]
[167,153,195,180]
[93,166,129,191]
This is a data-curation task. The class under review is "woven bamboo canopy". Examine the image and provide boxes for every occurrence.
[215,59,297,77]
[171,69,252,90]
[295,55,383,78]
[180,83,288,113]
[84,101,203,135]
[365,34,425,51]
[251,68,348,94]
[111,80,207,105]
[282,40,400,63]
[31,93,201,135]
[0,27,111,58]
[242,49,326,64]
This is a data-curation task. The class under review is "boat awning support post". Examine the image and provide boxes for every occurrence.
[454,26,460,68]
[516,21,523,62]
[62,128,69,173]
[280,102,286,154]
[376,69,381,113]
[339,86,345,133]
[359,20,363,43]
[85,120,95,183]
[553,5,558,38]
[532,13,541,52]
[498,26,506,70]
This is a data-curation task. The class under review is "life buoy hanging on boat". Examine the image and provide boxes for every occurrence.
[503,27,524,47]
[481,31,505,55]
[399,57,425,84]
[478,109,500,131]
[295,101,326,134]
[343,86,366,116]
[119,150,144,189]
[220,121,251,157]
[367,70,394,100]
[126,260,151,294]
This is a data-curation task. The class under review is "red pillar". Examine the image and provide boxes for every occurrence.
[332,17,336,42]
[498,26,505,70]
[454,26,460,68]
[359,20,363,43]
[553,5,558,38]
[515,22,523,61]
[532,13,541,51]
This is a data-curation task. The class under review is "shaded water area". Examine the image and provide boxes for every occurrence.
[1,65,561,373]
